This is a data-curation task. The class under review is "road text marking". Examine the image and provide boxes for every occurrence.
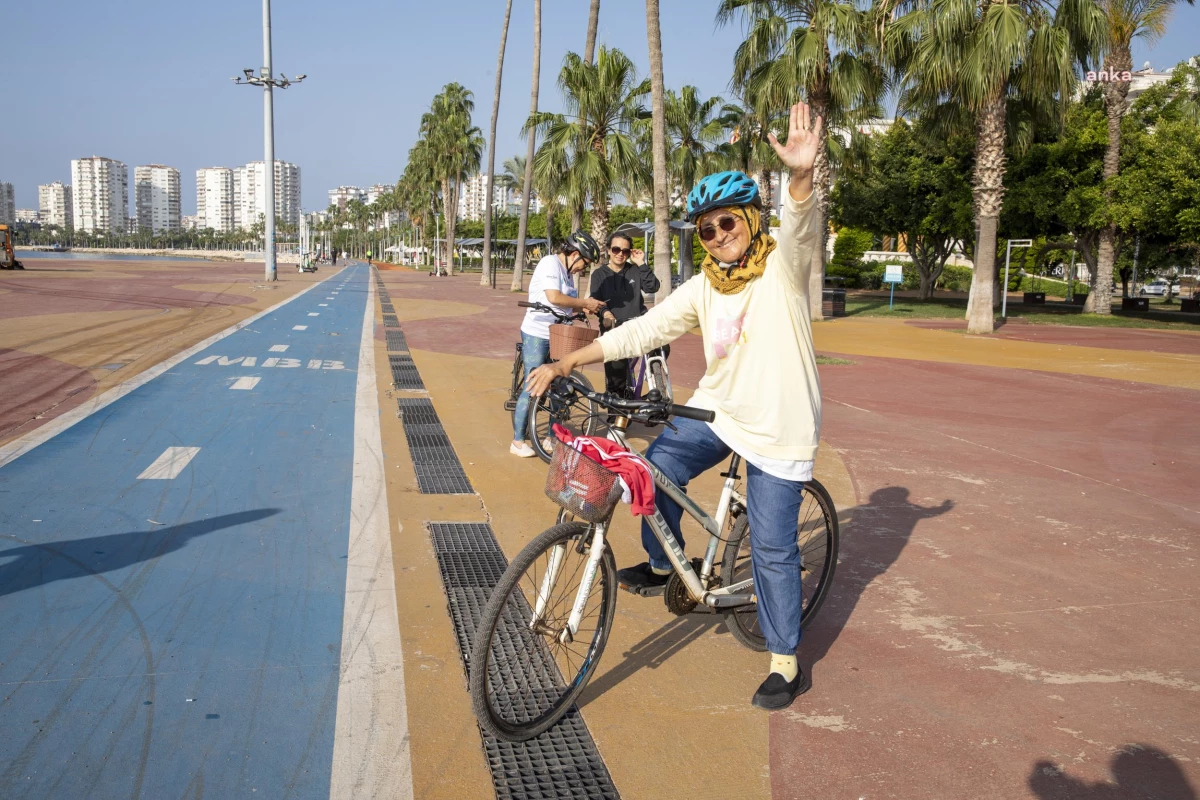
[293,325,308,331]
[230,377,261,390]
[269,344,289,352]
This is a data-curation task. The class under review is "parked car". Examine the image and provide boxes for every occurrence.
[1140,280,1169,297]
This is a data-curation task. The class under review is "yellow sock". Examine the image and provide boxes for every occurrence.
[770,653,798,681]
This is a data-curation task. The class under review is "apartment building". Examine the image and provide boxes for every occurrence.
[457,173,526,222]
[328,185,366,211]
[235,160,301,230]
[134,165,181,234]
[71,156,129,233]
[0,181,13,224]
[38,182,73,228]
[196,167,235,232]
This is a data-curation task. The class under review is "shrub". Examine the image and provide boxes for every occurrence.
[831,227,874,270]
[938,265,973,292]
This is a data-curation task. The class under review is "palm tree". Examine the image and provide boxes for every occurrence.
[482,0,515,286]
[666,85,726,200]
[513,0,544,292]
[712,100,783,195]
[882,0,1104,333]
[719,0,887,321]
[1087,0,1194,313]
[499,156,526,200]
[585,0,601,63]
[420,83,483,275]
[528,47,650,251]
[646,0,673,297]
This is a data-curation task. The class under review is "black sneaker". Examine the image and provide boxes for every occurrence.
[616,562,671,591]
[751,668,812,711]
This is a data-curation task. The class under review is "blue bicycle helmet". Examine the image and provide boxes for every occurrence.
[686,171,762,222]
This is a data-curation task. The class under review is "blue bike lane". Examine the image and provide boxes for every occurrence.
[0,264,397,799]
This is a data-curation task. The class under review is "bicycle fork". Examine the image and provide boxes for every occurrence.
[531,523,608,643]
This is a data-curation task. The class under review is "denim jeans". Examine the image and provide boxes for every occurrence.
[641,417,806,655]
[512,332,551,441]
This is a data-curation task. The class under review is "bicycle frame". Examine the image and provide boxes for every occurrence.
[535,423,754,639]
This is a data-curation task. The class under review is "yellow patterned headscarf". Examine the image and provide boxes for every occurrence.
[699,205,776,296]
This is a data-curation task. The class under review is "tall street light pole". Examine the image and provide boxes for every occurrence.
[234,0,304,282]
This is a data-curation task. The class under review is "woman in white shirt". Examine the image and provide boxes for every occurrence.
[511,230,606,458]
[527,103,824,711]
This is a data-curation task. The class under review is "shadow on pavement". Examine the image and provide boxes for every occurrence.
[1029,746,1196,800]
[577,613,726,710]
[578,486,953,705]
[0,509,281,598]
[801,486,953,668]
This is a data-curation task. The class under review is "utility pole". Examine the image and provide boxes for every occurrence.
[234,0,305,282]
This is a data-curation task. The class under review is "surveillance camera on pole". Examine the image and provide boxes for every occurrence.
[233,0,305,282]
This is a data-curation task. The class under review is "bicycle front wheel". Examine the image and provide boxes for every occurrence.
[529,370,599,464]
[469,522,618,742]
[719,479,839,652]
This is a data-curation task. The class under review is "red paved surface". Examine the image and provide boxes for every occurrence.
[0,260,262,319]
[909,318,1200,355]
[0,348,96,438]
[381,270,1200,798]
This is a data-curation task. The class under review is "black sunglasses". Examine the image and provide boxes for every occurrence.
[610,246,632,257]
[699,215,740,242]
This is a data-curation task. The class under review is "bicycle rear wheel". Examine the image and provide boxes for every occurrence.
[529,370,599,463]
[719,479,839,652]
[469,522,617,742]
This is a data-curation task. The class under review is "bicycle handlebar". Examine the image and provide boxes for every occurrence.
[550,375,714,425]
[517,300,587,323]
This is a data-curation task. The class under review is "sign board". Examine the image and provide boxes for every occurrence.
[883,264,904,284]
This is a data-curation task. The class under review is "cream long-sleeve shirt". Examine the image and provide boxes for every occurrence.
[597,187,822,462]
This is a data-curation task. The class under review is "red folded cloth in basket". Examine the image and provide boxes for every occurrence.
[552,424,656,516]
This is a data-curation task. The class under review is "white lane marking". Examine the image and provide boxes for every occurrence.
[269,344,289,352]
[230,377,261,390]
[308,359,322,369]
[329,273,414,799]
[308,312,320,317]
[293,325,308,331]
[0,275,333,470]
[319,304,329,307]
[137,446,201,480]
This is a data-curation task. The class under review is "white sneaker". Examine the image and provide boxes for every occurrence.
[542,437,556,454]
[510,441,536,458]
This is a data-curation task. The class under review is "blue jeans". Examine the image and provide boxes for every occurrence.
[641,417,806,655]
[512,332,550,441]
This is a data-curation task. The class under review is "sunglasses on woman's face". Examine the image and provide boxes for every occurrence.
[610,246,632,257]
[699,215,740,241]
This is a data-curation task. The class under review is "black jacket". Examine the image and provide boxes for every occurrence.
[589,262,660,325]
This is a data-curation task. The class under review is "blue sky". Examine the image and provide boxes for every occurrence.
[4,0,1199,214]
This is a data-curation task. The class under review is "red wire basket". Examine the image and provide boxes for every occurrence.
[545,444,623,523]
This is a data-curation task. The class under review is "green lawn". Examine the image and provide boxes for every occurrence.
[843,295,1200,331]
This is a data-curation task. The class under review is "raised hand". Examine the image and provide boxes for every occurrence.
[768,101,823,176]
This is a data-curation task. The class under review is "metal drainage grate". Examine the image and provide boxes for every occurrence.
[389,355,426,392]
[397,399,473,494]
[385,330,409,352]
[428,522,620,800]
[382,314,400,328]
[381,302,395,314]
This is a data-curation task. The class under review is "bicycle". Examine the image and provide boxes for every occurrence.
[470,375,840,741]
[504,301,601,463]
[599,315,672,404]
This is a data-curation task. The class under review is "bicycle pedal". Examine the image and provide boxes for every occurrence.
[503,400,517,412]
[620,582,666,598]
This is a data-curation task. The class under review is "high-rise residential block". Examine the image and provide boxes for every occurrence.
[15,209,40,224]
[235,160,301,230]
[71,156,128,233]
[38,182,73,228]
[0,181,14,224]
[458,173,520,222]
[196,167,234,232]
[328,185,366,211]
[134,165,181,234]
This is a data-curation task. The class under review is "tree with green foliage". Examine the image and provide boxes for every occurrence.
[880,0,1105,332]
[832,120,974,298]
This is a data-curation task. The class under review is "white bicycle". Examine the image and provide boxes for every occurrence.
[469,376,839,741]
